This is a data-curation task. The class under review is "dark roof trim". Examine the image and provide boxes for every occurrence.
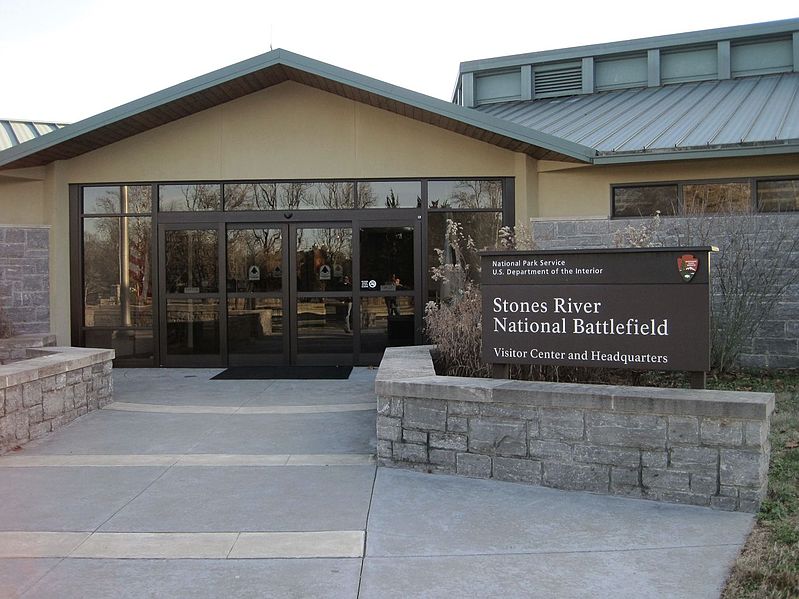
[0,49,595,170]
[460,18,799,72]
[592,141,799,165]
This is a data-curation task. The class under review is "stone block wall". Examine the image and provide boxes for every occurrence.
[377,346,774,513]
[0,347,114,453]
[0,225,50,335]
[530,215,799,368]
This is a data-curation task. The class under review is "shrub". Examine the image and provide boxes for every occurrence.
[613,209,799,372]
[425,219,489,377]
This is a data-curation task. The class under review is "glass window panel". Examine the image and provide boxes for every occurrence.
[84,186,152,214]
[166,299,220,355]
[84,329,154,361]
[159,184,221,211]
[227,298,283,356]
[223,182,355,210]
[83,217,120,326]
[428,180,503,209]
[296,298,353,355]
[296,228,352,292]
[83,187,120,214]
[290,182,355,210]
[358,181,421,208]
[359,227,414,291]
[122,186,152,213]
[165,229,219,293]
[227,228,282,292]
[360,296,415,355]
[224,183,280,211]
[83,217,152,327]
[427,211,502,301]
[613,185,678,217]
[123,217,153,327]
[757,179,799,212]
[683,182,751,214]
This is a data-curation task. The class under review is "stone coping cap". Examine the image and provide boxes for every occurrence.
[377,346,774,421]
[0,334,57,349]
[0,346,114,389]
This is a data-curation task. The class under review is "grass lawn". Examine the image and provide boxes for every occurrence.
[716,372,799,599]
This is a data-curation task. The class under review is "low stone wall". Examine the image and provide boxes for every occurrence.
[0,346,114,453]
[376,346,774,513]
[0,333,57,364]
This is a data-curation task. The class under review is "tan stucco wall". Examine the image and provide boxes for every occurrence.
[535,155,799,218]
[58,82,520,183]
[0,179,46,224]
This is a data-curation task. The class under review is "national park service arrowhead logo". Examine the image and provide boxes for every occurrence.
[677,254,699,282]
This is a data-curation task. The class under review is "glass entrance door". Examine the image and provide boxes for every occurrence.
[357,223,419,363]
[158,224,224,367]
[226,225,288,366]
[159,217,420,367]
[293,225,354,365]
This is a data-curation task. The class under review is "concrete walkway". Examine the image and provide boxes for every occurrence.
[0,368,753,598]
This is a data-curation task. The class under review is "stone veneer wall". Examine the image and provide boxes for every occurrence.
[530,215,799,368]
[0,225,50,335]
[376,346,774,513]
[0,346,114,453]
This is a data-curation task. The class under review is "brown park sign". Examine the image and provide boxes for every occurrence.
[481,248,713,372]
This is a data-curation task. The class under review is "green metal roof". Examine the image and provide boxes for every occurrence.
[0,49,595,170]
[478,72,799,164]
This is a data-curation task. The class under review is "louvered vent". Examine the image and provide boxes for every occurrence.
[534,64,582,98]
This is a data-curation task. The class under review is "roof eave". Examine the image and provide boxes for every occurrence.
[592,142,799,165]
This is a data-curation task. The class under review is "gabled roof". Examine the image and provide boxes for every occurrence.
[478,73,799,163]
[0,120,65,152]
[0,49,594,171]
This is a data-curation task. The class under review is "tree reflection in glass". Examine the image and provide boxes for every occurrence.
[165,230,219,293]
[296,228,352,292]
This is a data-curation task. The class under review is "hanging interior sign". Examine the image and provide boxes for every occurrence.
[248,265,260,281]
[319,264,332,280]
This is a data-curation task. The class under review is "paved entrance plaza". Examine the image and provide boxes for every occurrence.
[0,369,754,598]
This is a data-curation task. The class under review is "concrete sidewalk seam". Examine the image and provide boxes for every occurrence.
[362,542,749,560]
[0,531,366,560]
[104,402,375,415]
[0,453,376,467]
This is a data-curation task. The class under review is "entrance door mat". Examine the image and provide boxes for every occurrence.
[211,366,353,380]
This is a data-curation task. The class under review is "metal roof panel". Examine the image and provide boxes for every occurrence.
[712,76,780,144]
[476,72,799,160]
[0,120,66,151]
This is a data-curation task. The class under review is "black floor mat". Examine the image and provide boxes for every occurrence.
[211,366,353,380]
